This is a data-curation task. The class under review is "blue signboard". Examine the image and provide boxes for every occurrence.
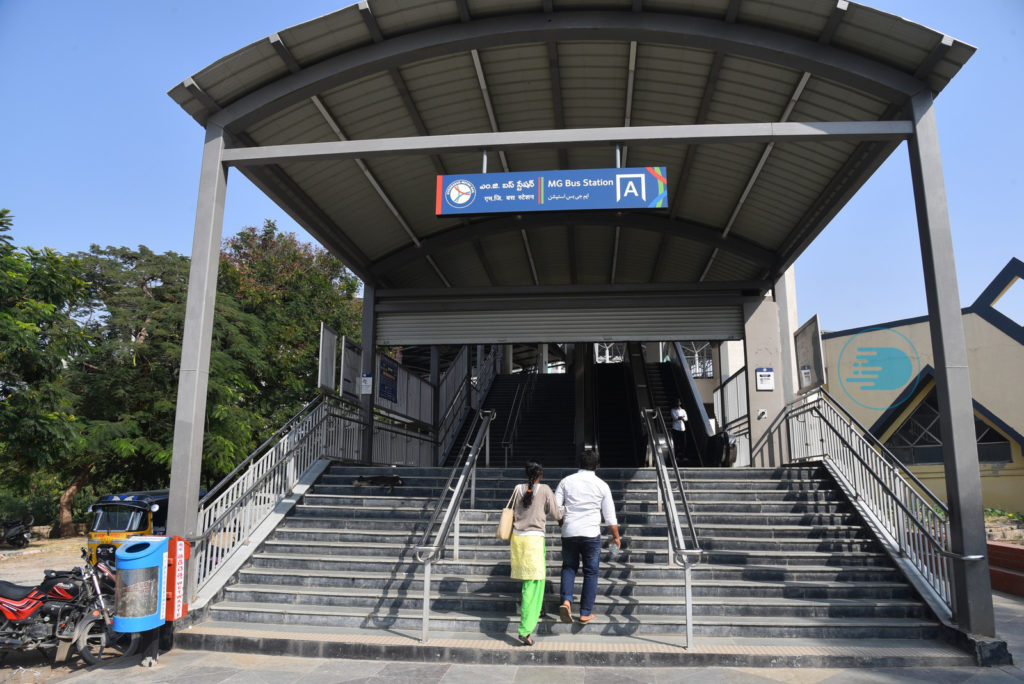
[435,166,667,215]
[379,355,398,403]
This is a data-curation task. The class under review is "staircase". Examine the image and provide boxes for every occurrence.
[505,374,575,468]
[177,461,974,667]
[594,363,643,467]
[445,374,524,465]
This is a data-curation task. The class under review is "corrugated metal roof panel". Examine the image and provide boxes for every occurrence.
[656,240,714,283]
[737,0,832,41]
[400,52,492,134]
[169,0,974,292]
[467,0,543,19]
[479,44,557,132]
[480,231,533,286]
[614,228,662,285]
[388,258,443,289]
[527,225,572,286]
[371,0,462,37]
[434,242,490,287]
[836,4,940,71]
[277,9,370,67]
[704,249,762,282]
[574,224,616,285]
[559,42,631,129]
[630,44,713,126]
[641,0,729,19]
[319,73,421,140]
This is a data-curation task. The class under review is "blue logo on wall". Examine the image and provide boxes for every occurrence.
[837,327,920,411]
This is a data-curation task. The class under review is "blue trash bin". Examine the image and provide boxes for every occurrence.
[113,536,168,633]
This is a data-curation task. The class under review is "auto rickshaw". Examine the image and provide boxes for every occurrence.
[86,491,169,565]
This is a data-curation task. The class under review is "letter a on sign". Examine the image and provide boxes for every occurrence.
[615,174,646,202]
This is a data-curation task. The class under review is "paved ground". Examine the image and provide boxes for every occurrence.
[3,541,1024,683]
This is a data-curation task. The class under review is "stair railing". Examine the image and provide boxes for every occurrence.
[413,409,495,643]
[783,389,980,623]
[641,408,702,648]
[501,370,538,467]
[191,394,350,598]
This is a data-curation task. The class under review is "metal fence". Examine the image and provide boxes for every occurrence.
[784,390,959,621]
[192,394,434,596]
[192,395,340,596]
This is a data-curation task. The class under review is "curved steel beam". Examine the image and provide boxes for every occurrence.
[370,211,775,277]
[206,10,925,133]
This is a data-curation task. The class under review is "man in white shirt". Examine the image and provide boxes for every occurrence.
[554,449,620,625]
[671,399,688,464]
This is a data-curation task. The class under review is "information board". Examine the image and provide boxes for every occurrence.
[435,166,667,215]
[794,315,827,394]
[379,355,399,403]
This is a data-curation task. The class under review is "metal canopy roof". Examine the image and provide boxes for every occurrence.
[168,0,973,294]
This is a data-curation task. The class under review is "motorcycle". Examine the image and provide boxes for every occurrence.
[1,516,33,549]
[0,548,138,665]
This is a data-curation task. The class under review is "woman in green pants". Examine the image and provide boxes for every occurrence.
[510,461,564,646]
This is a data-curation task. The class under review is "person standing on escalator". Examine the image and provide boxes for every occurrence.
[671,398,689,465]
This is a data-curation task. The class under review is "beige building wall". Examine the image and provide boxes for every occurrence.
[821,312,1024,511]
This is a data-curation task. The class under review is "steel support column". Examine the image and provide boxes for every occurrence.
[168,125,228,546]
[907,89,994,636]
[360,283,377,464]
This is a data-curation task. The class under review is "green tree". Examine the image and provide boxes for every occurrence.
[219,220,362,431]
[1,218,362,535]
[0,209,89,530]
[65,246,270,523]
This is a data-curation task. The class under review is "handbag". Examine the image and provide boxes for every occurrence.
[496,486,521,540]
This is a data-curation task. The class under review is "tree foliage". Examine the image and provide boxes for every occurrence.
[0,215,362,534]
[219,220,361,430]
[0,208,88,482]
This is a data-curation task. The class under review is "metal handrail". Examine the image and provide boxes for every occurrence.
[191,395,343,598]
[199,394,328,507]
[501,385,524,444]
[816,388,948,513]
[641,408,701,648]
[784,392,960,620]
[413,410,495,642]
[651,410,702,551]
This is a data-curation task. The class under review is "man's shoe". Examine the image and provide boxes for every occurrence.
[559,601,573,623]
[578,614,596,625]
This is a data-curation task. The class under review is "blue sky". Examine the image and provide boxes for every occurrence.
[2,0,1021,332]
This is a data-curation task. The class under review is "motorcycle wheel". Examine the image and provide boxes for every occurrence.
[9,534,29,549]
[75,618,140,665]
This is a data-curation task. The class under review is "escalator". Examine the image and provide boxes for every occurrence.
[593,363,644,467]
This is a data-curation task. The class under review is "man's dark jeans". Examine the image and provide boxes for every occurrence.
[560,535,602,616]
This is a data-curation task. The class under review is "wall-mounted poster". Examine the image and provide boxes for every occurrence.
[755,367,775,392]
[379,355,399,403]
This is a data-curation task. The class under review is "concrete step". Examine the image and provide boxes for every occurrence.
[256,539,892,566]
[221,584,927,619]
[235,567,915,599]
[269,528,879,554]
[177,621,972,668]
[247,553,905,583]
[205,601,939,639]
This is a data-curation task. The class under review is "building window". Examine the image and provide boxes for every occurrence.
[884,389,1012,465]
[679,341,714,379]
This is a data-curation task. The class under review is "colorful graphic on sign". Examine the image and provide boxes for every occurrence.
[837,327,921,411]
[435,167,668,215]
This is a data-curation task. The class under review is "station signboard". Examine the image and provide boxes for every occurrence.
[435,166,667,215]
